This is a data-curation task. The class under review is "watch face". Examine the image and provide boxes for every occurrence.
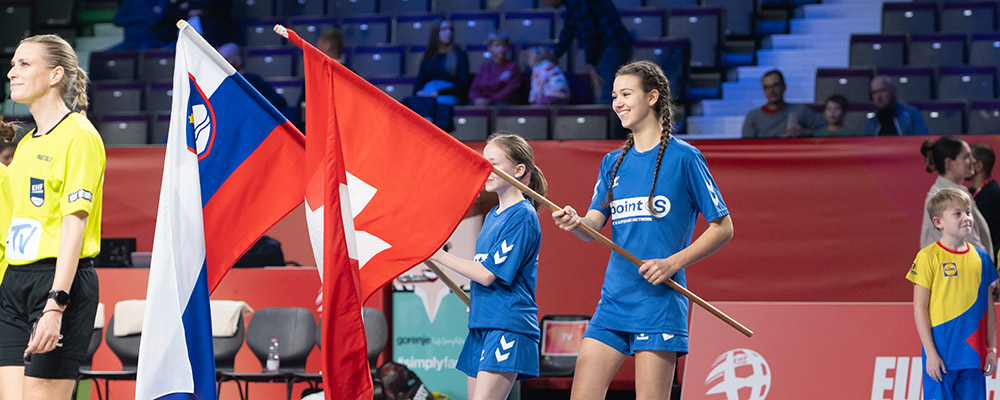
[49,290,69,306]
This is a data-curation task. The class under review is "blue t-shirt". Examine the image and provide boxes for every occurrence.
[588,136,729,335]
[469,199,541,341]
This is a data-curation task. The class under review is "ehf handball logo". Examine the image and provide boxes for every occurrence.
[705,348,771,400]
[186,76,216,159]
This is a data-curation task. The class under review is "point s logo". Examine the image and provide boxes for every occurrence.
[610,195,670,219]
[186,74,216,160]
[706,348,771,400]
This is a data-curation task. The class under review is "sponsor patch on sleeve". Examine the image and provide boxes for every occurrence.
[68,189,94,203]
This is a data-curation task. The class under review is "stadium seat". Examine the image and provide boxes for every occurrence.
[814,68,874,105]
[911,101,966,135]
[350,45,405,78]
[368,77,416,102]
[395,14,440,47]
[245,19,289,47]
[495,106,551,140]
[0,3,31,54]
[940,1,997,34]
[611,0,643,11]
[267,77,305,109]
[232,0,275,19]
[619,9,665,40]
[100,114,151,146]
[151,113,171,144]
[882,2,937,35]
[969,33,1000,67]
[433,0,482,13]
[937,66,997,102]
[34,0,74,27]
[341,16,392,46]
[451,12,500,47]
[843,103,876,134]
[646,0,698,9]
[78,313,141,400]
[877,67,934,104]
[490,0,536,11]
[406,45,428,77]
[668,7,722,68]
[277,0,325,17]
[327,0,376,16]
[631,39,690,101]
[466,44,493,75]
[968,101,1000,135]
[381,0,430,15]
[90,51,139,81]
[849,34,905,69]
[452,106,492,141]
[503,10,556,44]
[139,49,175,82]
[907,33,966,68]
[702,0,755,36]
[145,82,173,113]
[92,82,145,115]
[553,105,610,140]
[287,18,338,47]
[245,47,298,77]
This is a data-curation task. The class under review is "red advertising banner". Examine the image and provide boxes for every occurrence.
[683,302,1000,400]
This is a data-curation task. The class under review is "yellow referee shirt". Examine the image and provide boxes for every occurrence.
[0,162,9,284]
[5,113,105,265]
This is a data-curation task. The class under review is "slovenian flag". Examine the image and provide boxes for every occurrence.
[135,21,305,399]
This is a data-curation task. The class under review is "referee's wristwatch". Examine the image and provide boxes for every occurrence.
[47,290,70,307]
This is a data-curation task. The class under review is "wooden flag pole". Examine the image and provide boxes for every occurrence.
[493,166,753,338]
[423,261,471,307]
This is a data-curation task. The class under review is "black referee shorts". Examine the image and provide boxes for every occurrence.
[0,258,99,379]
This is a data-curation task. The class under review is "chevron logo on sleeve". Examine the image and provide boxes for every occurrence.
[493,240,515,264]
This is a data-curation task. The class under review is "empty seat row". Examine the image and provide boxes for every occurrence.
[815,66,1000,105]
[0,0,76,54]
[234,0,542,19]
[883,1,1000,35]
[849,33,1000,68]
[806,100,1000,135]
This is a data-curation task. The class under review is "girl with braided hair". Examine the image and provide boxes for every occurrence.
[0,34,104,400]
[552,60,733,399]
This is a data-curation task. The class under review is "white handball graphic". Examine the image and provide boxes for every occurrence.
[705,348,771,400]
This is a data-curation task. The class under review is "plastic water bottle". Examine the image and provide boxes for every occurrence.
[266,338,280,372]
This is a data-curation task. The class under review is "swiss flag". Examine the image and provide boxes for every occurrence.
[285,27,491,400]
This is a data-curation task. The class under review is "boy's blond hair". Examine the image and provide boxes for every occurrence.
[927,187,973,221]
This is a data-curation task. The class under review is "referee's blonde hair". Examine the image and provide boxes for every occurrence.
[20,34,88,114]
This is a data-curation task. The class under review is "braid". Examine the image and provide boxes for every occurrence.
[602,135,634,208]
[70,66,89,113]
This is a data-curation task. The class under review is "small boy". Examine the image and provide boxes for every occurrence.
[908,187,999,399]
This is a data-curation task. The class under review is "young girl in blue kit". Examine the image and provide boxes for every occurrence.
[552,60,734,399]
[429,132,546,400]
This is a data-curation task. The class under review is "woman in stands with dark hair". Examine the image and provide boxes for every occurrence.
[414,18,470,106]
[0,34,104,400]
[920,136,993,258]
[430,132,545,400]
[552,60,733,400]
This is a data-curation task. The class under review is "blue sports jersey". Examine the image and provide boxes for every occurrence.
[907,242,999,370]
[588,136,729,334]
[469,199,541,341]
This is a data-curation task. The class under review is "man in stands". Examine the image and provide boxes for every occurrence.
[863,75,928,136]
[741,69,824,138]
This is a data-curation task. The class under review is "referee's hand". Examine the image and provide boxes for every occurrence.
[25,311,63,355]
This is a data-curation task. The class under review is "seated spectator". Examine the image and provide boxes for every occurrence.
[414,19,470,106]
[814,94,856,137]
[863,75,928,136]
[111,0,174,50]
[217,43,288,109]
[316,28,346,64]
[526,46,570,106]
[741,69,825,138]
[469,32,522,106]
[970,143,999,255]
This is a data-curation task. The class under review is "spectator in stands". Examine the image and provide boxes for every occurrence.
[741,70,824,138]
[170,0,233,47]
[0,140,14,166]
[970,143,999,256]
[217,43,288,109]
[414,19,470,106]
[469,32,522,106]
[864,75,928,136]
[526,46,570,106]
[544,0,633,105]
[920,136,993,258]
[111,0,174,50]
[316,28,345,65]
[814,94,856,137]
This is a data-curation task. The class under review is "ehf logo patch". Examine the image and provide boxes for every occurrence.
[942,262,958,277]
[29,177,44,207]
[68,189,93,203]
[186,75,217,160]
